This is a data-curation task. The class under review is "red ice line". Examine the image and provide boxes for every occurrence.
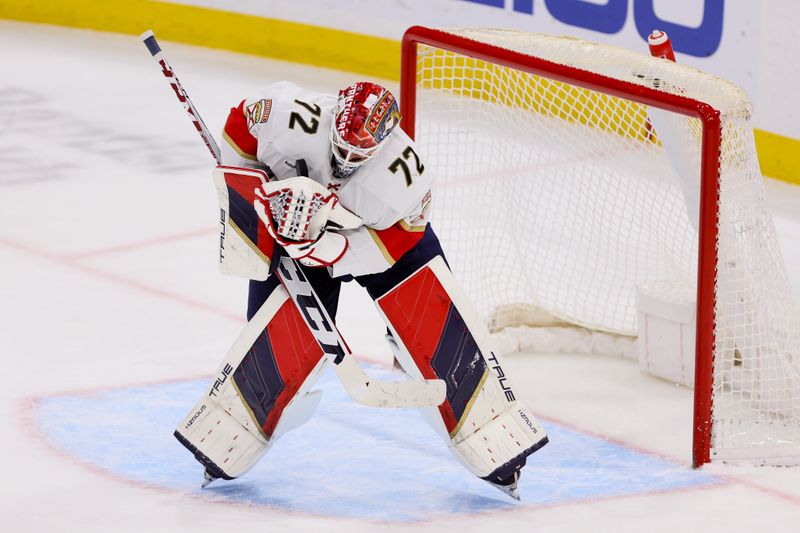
[63,227,219,260]
[0,230,390,367]
[0,229,243,324]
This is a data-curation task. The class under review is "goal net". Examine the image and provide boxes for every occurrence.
[400,26,800,466]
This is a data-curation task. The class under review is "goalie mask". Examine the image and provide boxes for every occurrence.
[330,82,401,179]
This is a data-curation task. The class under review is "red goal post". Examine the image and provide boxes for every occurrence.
[399,26,790,468]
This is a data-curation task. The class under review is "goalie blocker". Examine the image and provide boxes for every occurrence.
[175,166,547,496]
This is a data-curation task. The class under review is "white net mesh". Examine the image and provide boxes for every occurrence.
[410,28,800,463]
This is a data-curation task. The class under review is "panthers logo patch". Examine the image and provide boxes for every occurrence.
[245,99,272,130]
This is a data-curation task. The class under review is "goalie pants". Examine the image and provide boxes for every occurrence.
[247,224,447,321]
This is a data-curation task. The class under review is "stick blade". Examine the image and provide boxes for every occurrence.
[334,359,446,408]
[363,378,447,408]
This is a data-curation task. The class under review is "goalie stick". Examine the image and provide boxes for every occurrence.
[139,30,446,408]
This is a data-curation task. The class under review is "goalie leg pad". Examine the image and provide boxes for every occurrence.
[175,281,328,480]
[375,255,548,481]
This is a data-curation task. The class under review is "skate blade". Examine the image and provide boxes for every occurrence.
[201,470,218,489]
[487,472,521,501]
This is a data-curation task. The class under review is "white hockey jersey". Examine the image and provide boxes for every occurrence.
[220,81,432,278]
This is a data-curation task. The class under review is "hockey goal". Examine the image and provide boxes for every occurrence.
[400,26,800,467]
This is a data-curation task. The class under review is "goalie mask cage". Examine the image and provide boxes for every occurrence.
[400,26,800,467]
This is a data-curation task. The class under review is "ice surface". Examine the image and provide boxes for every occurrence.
[1,21,800,533]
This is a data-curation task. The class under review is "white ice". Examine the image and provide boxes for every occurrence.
[1,21,799,532]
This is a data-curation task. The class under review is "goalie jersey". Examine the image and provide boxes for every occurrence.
[220,81,433,278]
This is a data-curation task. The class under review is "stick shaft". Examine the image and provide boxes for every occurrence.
[140,30,221,164]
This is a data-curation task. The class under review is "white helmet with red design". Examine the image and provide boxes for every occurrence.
[330,82,401,179]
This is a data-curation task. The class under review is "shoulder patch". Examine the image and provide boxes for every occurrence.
[409,189,432,225]
[245,99,272,130]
